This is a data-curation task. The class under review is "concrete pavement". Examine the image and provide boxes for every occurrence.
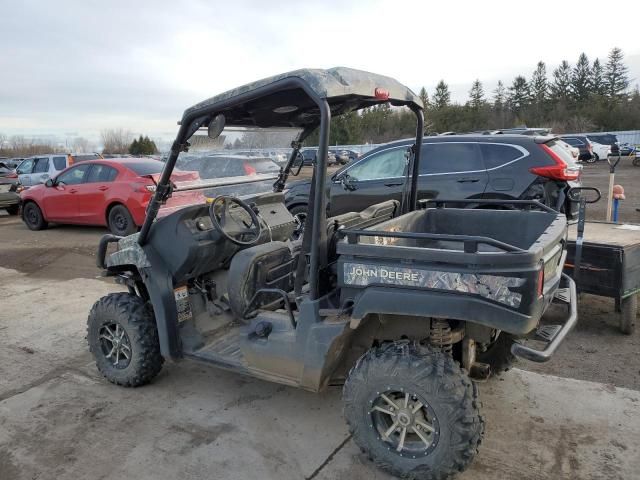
[1,266,639,480]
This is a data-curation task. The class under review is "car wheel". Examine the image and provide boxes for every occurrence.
[343,341,483,479]
[22,202,48,230]
[5,205,19,215]
[593,153,600,162]
[289,204,307,240]
[585,155,597,164]
[108,204,137,236]
[87,292,164,387]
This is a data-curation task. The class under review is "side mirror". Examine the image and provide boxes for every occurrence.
[340,173,357,191]
[207,114,226,140]
[45,179,54,187]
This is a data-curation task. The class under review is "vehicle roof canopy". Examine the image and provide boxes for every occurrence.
[182,67,423,129]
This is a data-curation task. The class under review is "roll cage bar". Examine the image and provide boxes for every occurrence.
[138,69,424,301]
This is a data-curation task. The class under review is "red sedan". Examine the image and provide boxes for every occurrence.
[20,158,205,235]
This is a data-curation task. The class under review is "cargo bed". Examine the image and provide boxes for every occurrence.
[336,206,568,337]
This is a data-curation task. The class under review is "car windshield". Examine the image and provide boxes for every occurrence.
[169,126,301,199]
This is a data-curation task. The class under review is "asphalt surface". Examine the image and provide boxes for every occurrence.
[1,159,639,479]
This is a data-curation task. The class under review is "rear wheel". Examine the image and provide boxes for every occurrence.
[619,294,637,335]
[22,202,48,230]
[343,342,483,479]
[633,157,640,167]
[87,292,163,387]
[108,204,137,236]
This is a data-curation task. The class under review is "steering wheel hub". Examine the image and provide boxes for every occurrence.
[209,195,263,246]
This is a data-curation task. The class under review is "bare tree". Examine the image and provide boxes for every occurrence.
[100,128,133,154]
[72,136,91,153]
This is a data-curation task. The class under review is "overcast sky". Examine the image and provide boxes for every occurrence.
[2,0,639,142]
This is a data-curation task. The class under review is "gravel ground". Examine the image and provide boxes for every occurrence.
[0,159,638,390]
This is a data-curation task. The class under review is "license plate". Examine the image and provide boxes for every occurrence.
[0,185,10,193]
[174,286,192,322]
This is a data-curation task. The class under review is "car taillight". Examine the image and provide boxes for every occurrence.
[6,172,18,178]
[537,268,544,297]
[243,163,257,175]
[530,144,580,181]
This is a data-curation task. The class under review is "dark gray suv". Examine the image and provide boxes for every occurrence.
[285,134,581,225]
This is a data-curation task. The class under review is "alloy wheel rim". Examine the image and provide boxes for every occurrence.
[293,212,306,239]
[99,322,132,369]
[369,390,440,458]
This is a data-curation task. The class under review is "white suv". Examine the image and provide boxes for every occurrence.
[16,155,71,187]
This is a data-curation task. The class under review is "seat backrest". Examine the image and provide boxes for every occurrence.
[227,241,294,318]
[326,200,400,260]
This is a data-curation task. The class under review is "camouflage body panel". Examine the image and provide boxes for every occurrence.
[342,262,525,308]
[184,67,422,119]
[106,233,151,270]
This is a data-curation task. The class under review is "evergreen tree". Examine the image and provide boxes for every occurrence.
[590,58,606,96]
[418,86,430,110]
[492,81,506,108]
[530,61,549,104]
[129,138,139,155]
[508,76,530,113]
[468,79,485,109]
[550,60,572,101]
[432,80,451,110]
[604,47,629,98]
[571,53,592,103]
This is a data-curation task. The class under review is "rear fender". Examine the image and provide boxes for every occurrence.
[349,287,540,335]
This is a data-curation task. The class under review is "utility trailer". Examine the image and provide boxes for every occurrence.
[564,221,640,334]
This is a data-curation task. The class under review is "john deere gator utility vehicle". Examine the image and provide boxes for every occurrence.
[89,67,577,479]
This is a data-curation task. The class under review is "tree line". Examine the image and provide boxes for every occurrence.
[308,47,638,146]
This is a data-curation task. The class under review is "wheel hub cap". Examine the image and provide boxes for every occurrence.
[370,390,440,457]
[98,322,131,369]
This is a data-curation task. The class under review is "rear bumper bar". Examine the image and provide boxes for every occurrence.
[511,273,577,363]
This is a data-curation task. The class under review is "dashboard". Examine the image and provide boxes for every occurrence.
[147,192,296,281]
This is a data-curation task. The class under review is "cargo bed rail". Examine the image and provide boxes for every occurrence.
[338,229,524,253]
[419,198,557,213]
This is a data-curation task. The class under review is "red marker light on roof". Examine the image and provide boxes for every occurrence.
[374,88,389,100]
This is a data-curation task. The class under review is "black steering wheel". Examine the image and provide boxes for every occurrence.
[209,195,262,246]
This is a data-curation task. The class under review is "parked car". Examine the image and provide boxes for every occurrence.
[285,134,581,228]
[177,154,281,197]
[15,153,104,187]
[559,135,594,163]
[3,158,25,169]
[69,152,103,163]
[589,142,611,161]
[0,176,21,215]
[0,162,18,178]
[586,133,618,147]
[16,154,72,186]
[20,158,204,235]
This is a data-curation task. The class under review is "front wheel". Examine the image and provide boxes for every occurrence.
[343,342,483,479]
[87,292,164,387]
[585,155,597,164]
[22,201,48,230]
[633,157,640,167]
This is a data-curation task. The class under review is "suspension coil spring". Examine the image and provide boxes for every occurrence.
[429,319,453,354]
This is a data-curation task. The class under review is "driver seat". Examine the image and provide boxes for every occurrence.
[226,241,295,319]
